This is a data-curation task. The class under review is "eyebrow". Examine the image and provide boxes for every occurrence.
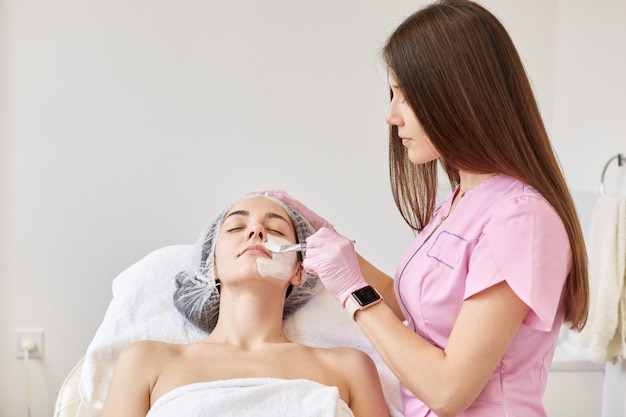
[222,210,294,230]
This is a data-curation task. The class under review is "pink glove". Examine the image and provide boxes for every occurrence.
[303,227,368,306]
[247,189,333,231]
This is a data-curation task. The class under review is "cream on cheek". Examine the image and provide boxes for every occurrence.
[256,236,298,281]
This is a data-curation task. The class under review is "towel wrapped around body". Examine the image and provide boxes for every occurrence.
[146,378,354,417]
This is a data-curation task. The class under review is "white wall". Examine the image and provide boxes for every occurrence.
[553,0,626,195]
[0,1,623,416]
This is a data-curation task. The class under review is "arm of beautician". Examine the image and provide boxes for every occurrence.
[355,253,403,320]
[304,227,370,306]
[303,228,403,321]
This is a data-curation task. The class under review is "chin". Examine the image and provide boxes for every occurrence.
[408,151,439,165]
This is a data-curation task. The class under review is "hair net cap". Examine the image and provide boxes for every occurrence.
[173,194,320,333]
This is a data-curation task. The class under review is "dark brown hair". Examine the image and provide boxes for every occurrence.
[383,0,588,330]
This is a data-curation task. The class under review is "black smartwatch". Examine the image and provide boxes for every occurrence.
[344,285,383,320]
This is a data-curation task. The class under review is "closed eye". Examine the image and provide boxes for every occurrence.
[268,228,286,236]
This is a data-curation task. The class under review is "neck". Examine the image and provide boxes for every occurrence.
[458,172,497,194]
[208,288,291,348]
[448,172,498,214]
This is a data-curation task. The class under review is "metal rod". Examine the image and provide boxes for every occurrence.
[600,153,625,194]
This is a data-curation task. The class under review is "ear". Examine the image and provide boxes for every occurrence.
[289,261,303,286]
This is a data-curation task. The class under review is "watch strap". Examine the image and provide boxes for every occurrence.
[344,286,382,320]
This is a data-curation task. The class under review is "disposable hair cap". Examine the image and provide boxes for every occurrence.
[173,193,320,333]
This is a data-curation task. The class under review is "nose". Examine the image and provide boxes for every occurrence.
[386,102,402,127]
[247,224,265,241]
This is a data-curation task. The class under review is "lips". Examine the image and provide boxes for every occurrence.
[240,245,271,257]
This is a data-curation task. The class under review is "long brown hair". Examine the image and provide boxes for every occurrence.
[383,0,588,330]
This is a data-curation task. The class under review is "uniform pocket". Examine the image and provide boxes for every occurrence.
[426,231,468,269]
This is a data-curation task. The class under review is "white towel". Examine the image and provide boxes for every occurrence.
[77,245,208,417]
[576,195,626,364]
[146,378,354,417]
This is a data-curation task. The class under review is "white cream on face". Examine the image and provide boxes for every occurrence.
[257,236,298,280]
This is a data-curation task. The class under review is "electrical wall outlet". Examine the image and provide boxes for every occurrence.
[15,330,44,359]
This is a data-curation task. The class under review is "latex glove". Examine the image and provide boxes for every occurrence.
[247,189,333,231]
[303,227,368,306]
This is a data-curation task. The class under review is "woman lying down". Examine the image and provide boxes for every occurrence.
[101,193,389,417]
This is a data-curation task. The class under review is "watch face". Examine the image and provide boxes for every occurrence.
[353,286,381,306]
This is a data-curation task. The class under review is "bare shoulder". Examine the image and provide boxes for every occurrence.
[314,346,378,370]
[104,340,186,416]
[120,339,176,353]
[312,346,389,417]
[116,340,183,366]
[308,345,382,387]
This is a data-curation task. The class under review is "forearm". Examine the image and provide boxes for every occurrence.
[353,282,528,417]
[356,254,403,319]
[353,302,477,417]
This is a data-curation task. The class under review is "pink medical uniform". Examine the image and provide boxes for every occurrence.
[394,174,571,417]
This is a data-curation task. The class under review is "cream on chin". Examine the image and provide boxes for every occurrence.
[257,237,298,280]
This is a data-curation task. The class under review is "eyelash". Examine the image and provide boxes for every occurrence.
[392,95,406,106]
[226,227,285,236]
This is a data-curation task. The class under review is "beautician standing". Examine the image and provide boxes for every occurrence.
[262,1,590,416]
